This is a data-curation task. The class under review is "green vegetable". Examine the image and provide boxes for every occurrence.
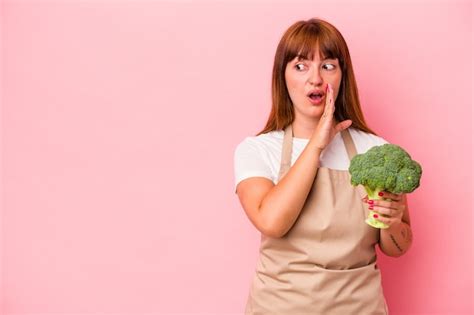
[349,143,422,229]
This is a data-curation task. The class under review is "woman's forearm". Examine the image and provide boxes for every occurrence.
[379,221,413,257]
[259,139,323,238]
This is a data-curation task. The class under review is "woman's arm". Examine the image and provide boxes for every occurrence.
[376,194,413,257]
[258,143,323,238]
[254,83,352,238]
[379,222,413,257]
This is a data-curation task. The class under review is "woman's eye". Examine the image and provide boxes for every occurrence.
[295,63,305,71]
[295,63,335,71]
[323,64,336,70]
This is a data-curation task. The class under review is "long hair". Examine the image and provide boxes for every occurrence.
[256,18,378,136]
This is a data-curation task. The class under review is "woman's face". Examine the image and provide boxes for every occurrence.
[284,50,342,119]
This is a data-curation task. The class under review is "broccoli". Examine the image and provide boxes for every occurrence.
[349,143,422,229]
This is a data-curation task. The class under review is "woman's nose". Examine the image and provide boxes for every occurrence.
[308,68,323,86]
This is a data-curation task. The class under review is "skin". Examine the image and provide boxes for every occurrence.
[284,47,412,255]
[364,191,413,257]
[284,50,344,140]
[362,191,411,229]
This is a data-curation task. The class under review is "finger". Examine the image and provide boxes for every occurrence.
[379,191,403,201]
[323,84,334,116]
[335,119,352,133]
[370,205,397,218]
[326,83,333,105]
[372,214,394,227]
[369,199,400,210]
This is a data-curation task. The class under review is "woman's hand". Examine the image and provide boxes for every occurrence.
[310,83,352,150]
[362,191,407,228]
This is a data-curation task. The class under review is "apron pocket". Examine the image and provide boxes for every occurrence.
[308,261,388,314]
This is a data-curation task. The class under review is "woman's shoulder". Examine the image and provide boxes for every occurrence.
[347,127,389,154]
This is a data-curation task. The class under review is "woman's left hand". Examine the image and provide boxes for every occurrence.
[362,191,406,228]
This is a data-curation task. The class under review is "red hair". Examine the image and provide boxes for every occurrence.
[256,18,378,136]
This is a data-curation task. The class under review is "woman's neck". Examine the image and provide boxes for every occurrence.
[291,118,319,139]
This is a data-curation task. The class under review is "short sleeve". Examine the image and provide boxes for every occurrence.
[233,137,273,193]
[375,135,390,145]
[349,127,391,154]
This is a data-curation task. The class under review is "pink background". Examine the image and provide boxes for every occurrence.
[1,0,472,314]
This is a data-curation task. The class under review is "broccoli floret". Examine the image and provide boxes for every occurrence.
[349,143,422,198]
[349,143,422,229]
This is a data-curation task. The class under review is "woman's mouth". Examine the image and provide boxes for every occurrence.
[308,92,324,105]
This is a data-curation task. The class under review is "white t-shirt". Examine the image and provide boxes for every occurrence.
[233,127,389,193]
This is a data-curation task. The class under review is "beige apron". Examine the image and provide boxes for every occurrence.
[244,123,389,315]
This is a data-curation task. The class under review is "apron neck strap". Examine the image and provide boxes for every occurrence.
[277,123,293,181]
[340,128,358,160]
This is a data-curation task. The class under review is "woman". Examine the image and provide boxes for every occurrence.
[233,18,413,314]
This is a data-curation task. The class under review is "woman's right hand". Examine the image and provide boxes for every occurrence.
[310,83,353,150]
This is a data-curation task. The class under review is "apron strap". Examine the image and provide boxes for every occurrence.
[340,128,358,160]
[277,124,293,181]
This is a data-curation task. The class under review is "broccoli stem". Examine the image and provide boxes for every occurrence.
[364,186,390,229]
[365,186,384,200]
[365,186,393,202]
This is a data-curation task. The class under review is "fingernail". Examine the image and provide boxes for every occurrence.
[368,200,374,204]
[369,206,373,210]
[373,214,379,218]
[378,192,384,196]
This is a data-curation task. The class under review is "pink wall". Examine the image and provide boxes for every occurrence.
[1,0,472,314]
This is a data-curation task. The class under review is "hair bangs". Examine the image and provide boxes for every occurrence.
[286,24,342,65]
